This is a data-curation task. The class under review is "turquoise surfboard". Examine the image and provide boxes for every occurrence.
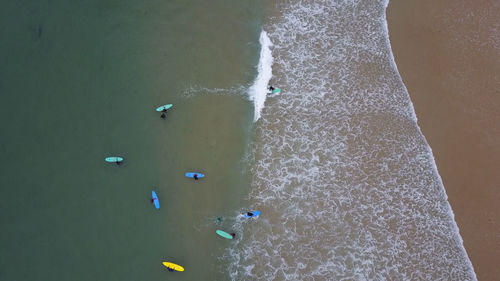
[105,157,123,163]
[267,88,281,95]
[156,104,173,112]
[152,190,160,209]
[216,230,233,240]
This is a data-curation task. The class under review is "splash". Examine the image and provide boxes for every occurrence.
[248,30,273,122]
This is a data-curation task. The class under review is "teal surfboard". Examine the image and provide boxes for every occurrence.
[216,230,233,240]
[156,104,173,112]
[267,88,281,95]
[105,157,123,163]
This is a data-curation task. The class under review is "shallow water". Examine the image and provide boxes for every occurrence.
[229,0,476,280]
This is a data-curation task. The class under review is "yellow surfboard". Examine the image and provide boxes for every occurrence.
[162,261,184,272]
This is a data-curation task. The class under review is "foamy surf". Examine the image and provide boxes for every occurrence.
[227,0,477,280]
[248,30,273,122]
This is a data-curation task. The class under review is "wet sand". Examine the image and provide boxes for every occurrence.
[387,1,500,280]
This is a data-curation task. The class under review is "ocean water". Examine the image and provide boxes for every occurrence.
[0,0,261,280]
[1,0,478,280]
[229,0,477,280]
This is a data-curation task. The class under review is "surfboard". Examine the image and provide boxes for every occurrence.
[156,104,173,112]
[105,157,123,163]
[162,262,184,272]
[267,88,281,95]
[243,210,261,218]
[185,172,205,179]
[216,230,233,240]
[152,190,160,209]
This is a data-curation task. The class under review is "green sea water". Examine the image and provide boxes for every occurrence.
[0,0,263,280]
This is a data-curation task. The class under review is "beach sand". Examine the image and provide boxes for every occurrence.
[386,1,500,280]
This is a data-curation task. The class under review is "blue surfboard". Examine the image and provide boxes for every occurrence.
[243,210,261,218]
[152,190,160,209]
[185,172,205,179]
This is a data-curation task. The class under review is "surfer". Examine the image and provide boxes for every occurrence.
[268,85,275,91]
[230,233,236,238]
[247,212,254,217]
[193,174,198,180]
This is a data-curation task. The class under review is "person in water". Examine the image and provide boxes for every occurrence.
[160,113,166,119]
[230,233,236,238]
[193,174,198,180]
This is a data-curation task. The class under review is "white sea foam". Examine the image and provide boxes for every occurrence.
[226,0,477,280]
[248,30,273,122]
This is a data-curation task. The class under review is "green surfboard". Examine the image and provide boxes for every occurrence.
[105,157,123,163]
[267,88,281,95]
[216,230,233,240]
[156,104,173,112]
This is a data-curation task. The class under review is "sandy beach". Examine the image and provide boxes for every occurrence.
[387,1,500,280]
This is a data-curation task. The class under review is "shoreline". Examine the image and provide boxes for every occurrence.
[386,1,500,280]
